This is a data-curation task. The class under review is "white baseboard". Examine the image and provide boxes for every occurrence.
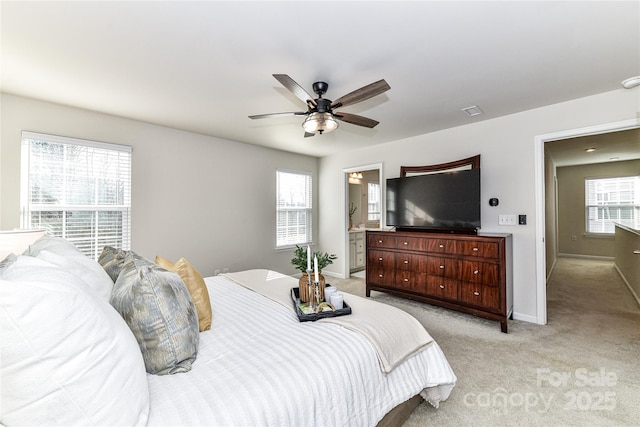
[512,311,540,324]
[614,264,640,308]
[558,253,614,261]
[322,271,347,280]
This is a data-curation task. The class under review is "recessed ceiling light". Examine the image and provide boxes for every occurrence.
[621,76,640,89]
[461,105,483,117]
[585,148,596,152]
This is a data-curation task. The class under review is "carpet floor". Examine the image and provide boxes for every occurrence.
[331,257,640,426]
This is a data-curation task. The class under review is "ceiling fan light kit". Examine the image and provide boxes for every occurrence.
[303,112,338,135]
[250,74,390,137]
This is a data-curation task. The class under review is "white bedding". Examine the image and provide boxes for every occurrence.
[146,274,456,427]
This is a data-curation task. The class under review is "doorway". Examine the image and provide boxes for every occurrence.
[534,118,640,325]
[343,163,383,278]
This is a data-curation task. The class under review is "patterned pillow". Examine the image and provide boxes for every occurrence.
[155,256,212,332]
[98,246,128,283]
[111,253,199,375]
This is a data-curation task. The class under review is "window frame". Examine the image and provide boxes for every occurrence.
[20,131,132,259]
[275,169,313,250]
[367,181,381,222]
[584,175,640,235]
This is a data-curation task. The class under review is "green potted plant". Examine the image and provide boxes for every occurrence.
[291,245,337,302]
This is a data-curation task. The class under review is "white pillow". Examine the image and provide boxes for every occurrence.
[36,249,114,301]
[23,235,85,258]
[0,256,149,426]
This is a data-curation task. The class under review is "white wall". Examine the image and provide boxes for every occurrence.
[318,89,640,324]
[0,94,319,276]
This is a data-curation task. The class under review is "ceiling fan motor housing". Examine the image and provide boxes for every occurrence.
[315,98,332,113]
[312,81,329,96]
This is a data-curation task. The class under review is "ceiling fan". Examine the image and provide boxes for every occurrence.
[249,74,390,137]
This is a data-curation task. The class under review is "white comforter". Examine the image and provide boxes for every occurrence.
[146,274,456,427]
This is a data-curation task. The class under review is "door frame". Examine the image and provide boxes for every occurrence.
[534,117,640,325]
[343,162,384,277]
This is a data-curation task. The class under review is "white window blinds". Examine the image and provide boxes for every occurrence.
[21,132,132,259]
[368,182,381,221]
[276,169,312,248]
[585,176,640,234]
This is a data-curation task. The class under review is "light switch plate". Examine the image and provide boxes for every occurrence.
[499,214,517,225]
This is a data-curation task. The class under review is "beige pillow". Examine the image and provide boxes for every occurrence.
[155,256,212,332]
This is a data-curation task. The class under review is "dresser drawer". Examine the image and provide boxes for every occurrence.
[425,238,457,254]
[394,236,425,251]
[425,256,459,278]
[459,282,500,310]
[368,250,394,269]
[425,275,458,300]
[394,271,426,293]
[457,240,499,258]
[368,234,395,248]
[459,260,500,285]
[395,253,425,271]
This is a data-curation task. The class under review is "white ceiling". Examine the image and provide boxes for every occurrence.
[1,1,639,158]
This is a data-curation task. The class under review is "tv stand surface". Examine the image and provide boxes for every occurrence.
[366,230,513,332]
[394,227,478,235]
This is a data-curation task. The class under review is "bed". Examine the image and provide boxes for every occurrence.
[0,232,456,426]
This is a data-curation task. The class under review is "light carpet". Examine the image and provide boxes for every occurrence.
[330,258,640,426]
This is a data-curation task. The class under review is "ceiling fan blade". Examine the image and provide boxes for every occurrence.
[333,112,379,128]
[331,79,390,109]
[304,132,316,138]
[273,74,317,108]
[249,111,307,119]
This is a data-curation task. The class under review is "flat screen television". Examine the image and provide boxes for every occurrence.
[386,168,481,233]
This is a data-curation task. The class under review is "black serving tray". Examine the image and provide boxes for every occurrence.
[290,287,352,322]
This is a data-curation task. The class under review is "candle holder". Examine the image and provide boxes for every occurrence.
[313,281,321,309]
[306,268,314,308]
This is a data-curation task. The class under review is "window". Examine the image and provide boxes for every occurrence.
[585,176,640,234]
[276,169,312,248]
[368,182,381,221]
[21,132,132,259]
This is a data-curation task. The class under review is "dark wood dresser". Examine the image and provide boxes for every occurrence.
[366,230,513,332]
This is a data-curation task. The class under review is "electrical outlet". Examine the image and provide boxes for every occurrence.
[499,214,517,225]
[214,269,220,276]
[222,268,229,274]
[519,214,527,225]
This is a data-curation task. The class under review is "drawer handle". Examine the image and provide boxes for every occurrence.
[404,260,409,264]
[404,278,409,282]
[439,284,445,289]
[474,270,479,274]
[440,265,445,269]
[403,241,408,245]
[439,244,444,248]
[378,274,383,278]
[473,291,480,296]
[378,240,383,243]
[473,247,479,251]
[378,257,383,261]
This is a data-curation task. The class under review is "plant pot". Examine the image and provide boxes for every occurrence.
[298,272,325,303]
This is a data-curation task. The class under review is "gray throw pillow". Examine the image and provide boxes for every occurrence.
[110,253,199,375]
[98,246,128,283]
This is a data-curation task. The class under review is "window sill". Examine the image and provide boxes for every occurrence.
[275,244,313,253]
[584,233,614,239]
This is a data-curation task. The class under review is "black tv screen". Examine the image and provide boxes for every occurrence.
[386,169,481,232]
